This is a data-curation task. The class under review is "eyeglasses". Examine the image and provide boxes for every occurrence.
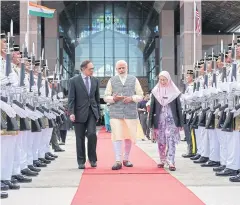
[117,67,125,70]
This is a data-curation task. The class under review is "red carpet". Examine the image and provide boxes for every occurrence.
[71,127,204,205]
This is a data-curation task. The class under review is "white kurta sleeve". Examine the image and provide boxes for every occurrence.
[104,80,115,104]
[132,78,144,103]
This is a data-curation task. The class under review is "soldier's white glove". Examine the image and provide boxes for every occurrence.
[234,83,240,95]
[221,82,229,92]
[25,107,38,120]
[8,72,18,86]
[1,76,9,86]
[52,95,57,101]
[31,85,38,93]
[24,77,29,87]
[12,104,28,118]
[44,111,51,119]
[49,112,57,119]
[35,110,44,118]
[193,91,199,99]
[58,92,63,98]
[198,90,205,102]
[32,111,40,119]
[183,94,193,102]
[0,101,17,118]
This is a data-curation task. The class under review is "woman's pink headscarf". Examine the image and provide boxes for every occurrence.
[151,71,181,106]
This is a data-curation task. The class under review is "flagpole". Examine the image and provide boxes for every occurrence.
[27,0,29,52]
[193,0,196,66]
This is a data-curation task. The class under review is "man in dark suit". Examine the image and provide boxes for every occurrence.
[68,60,100,169]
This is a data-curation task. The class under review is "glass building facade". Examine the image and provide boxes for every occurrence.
[60,1,158,78]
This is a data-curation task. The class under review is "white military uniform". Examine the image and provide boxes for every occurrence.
[0,55,20,183]
[215,61,235,175]
[37,77,55,160]
[182,81,195,154]
[194,75,205,157]
[200,71,212,160]
[213,68,227,167]
[198,75,205,90]
[182,81,194,119]
[207,71,220,164]
[225,59,240,172]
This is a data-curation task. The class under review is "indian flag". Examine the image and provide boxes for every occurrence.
[28,2,55,18]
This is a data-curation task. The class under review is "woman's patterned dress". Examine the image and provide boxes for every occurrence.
[154,105,180,165]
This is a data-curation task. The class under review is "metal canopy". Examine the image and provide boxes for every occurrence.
[1,1,240,35]
[1,1,19,34]
[201,1,240,33]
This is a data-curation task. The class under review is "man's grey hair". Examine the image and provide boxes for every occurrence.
[115,60,128,68]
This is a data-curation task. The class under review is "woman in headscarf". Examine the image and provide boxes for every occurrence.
[148,71,183,171]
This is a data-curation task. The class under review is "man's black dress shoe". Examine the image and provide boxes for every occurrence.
[1,182,9,191]
[1,192,8,199]
[21,168,38,176]
[201,160,220,167]
[190,154,201,160]
[90,162,97,168]
[229,174,240,182]
[33,160,47,167]
[54,148,65,152]
[39,158,51,164]
[28,165,41,172]
[2,180,20,190]
[193,156,209,163]
[10,178,18,184]
[47,152,58,158]
[112,162,122,170]
[182,153,195,158]
[12,175,32,183]
[123,160,133,167]
[216,168,238,176]
[78,164,85,169]
[213,165,226,172]
[45,154,55,161]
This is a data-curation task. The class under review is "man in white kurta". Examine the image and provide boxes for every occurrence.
[104,60,143,170]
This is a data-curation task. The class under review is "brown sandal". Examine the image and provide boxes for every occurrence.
[157,163,164,168]
[169,165,176,171]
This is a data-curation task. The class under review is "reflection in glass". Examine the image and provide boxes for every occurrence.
[73,2,157,77]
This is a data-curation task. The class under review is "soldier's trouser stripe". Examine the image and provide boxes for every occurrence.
[191,128,196,154]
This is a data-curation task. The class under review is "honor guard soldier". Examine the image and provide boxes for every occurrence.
[1,31,21,196]
[193,56,210,164]
[213,51,230,173]
[215,42,238,177]
[217,39,240,178]
[182,69,196,158]
[9,45,34,182]
[189,62,204,161]
[0,31,10,199]
[201,55,221,167]
[229,36,240,182]
[190,60,204,160]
